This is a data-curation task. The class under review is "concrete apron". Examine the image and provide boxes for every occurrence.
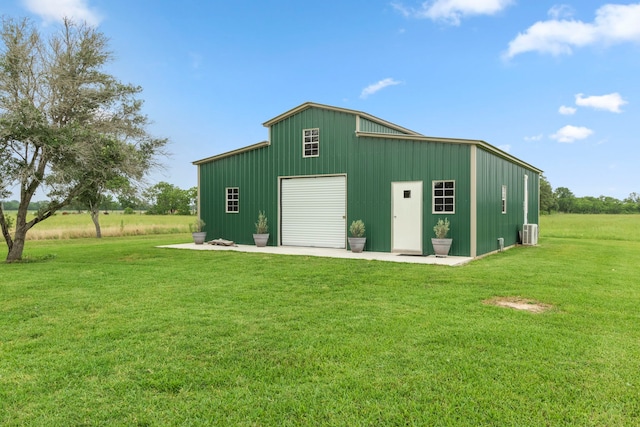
[159,243,473,266]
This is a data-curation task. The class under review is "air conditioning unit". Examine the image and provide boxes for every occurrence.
[522,224,538,245]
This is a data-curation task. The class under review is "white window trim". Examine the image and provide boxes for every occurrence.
[302,128,320,158]
[501,185,507,214]
[226,187,239,213]
[432,180,455,214]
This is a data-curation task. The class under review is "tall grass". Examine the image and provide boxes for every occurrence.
[2,211,193,240]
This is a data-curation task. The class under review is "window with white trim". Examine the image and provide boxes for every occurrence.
[303,128,319,157]
[501,185,507,214]
[433,180,455,213]
[226,187,239,213]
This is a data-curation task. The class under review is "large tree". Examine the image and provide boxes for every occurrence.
[0,17,166,261]
[539,175,557,214]
[554,187,575,213]
[623,192,640,213]
[144,182,192,215]
[73,137,159,238]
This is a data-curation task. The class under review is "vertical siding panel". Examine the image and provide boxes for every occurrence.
[349,136,471,256]
[474,148,539,256]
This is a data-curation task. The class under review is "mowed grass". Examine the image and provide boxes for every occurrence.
[542,213,640,241]
[4,212,193,240]
[1,216,639,425]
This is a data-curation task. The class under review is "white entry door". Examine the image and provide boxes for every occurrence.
[281,176,346,248]
[392,181,423,254]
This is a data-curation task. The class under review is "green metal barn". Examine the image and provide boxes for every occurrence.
[193,102,541,257]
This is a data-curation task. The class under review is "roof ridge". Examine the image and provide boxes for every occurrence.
[262,102,421,136]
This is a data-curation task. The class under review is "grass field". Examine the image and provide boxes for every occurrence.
[3,211,193,240]
[541,213,640,241]
[1,215,639,425]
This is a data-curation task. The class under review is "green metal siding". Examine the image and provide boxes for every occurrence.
[199,107,354,245]
[198,105,537,258]
[199,144,277,245]
[359,117,409,135]
[475,148,540,256]
[346,137,471,256]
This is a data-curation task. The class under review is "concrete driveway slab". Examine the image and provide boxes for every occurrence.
[159,242,473,266]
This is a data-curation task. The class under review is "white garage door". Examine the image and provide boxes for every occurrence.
[281,176,346,248]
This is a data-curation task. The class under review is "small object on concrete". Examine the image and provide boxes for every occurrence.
[207,238,236,246]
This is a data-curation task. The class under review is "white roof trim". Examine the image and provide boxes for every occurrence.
[192,140,270,165]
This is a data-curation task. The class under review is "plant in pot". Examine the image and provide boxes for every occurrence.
[432,218,452,257]
[348,219,366,253]
[190,218,207,245]
[253,211,269,247]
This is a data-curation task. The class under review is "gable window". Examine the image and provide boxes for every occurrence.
[303,128,319,157]
[501,185,507,214]
[226,187,239,213]
[433,180,455,213]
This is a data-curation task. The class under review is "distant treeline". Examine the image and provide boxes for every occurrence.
[1,182,196,215]
[0,199,145,212]
[552,194,640,214]
[540,176,640,214]
[1,200,52,211]
[4,180,639,215]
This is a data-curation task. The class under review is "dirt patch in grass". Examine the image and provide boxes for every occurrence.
[483,297,552,313]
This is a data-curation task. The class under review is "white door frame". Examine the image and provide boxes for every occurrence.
[391,181,423,255]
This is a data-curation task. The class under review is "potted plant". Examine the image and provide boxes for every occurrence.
[190,218,207,244]
[253,211,269,247]
[432,218,452,257]
[348,219,366,253]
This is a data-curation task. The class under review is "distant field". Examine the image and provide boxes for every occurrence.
[541,213,640,241]
[5,211,639,242]
[2,211,193,240]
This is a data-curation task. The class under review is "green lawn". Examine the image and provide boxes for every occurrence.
[1,216,639,425]
[541,213,640,241]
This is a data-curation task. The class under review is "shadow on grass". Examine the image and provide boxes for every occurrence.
[5,253,57,264]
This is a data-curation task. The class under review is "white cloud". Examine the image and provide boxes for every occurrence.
[360,78,402,99]
[22,0,102,26]
[393,0,513,25]
[498,144,511,152]
[548,4,575,20]
[559,105,577,115]
[505,20,595,58]
[575,92,628,113]
[524,134,544,141]
[504,3,640,58]
[550,125,593,143]
[391,3,412,18]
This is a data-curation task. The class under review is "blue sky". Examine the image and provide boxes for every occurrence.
[3,0,640,199]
